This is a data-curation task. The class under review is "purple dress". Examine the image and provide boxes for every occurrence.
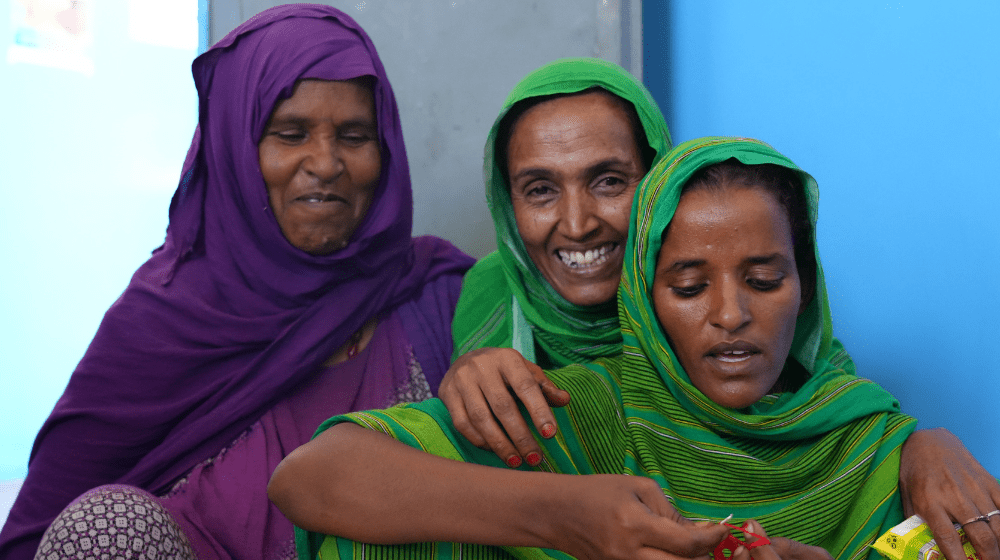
[0,5,474,560]
[160,274,463,560]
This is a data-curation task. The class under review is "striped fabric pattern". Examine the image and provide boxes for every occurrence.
[297,137,917,560]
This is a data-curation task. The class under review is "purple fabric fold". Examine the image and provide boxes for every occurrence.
[0,5,473,559]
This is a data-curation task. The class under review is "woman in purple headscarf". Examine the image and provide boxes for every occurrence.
[0,5,473,560]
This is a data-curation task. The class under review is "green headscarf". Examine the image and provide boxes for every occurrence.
[617,137,917,558]
[451,58,672,367]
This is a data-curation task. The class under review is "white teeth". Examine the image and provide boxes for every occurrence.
[558,244,614,268]
[716,351,752,363]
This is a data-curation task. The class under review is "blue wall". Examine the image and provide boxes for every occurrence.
[644,1,999,473]
[0,0,199,480]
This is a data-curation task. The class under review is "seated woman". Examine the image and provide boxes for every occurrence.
[272,137,1000,560]
[0,5,472,560]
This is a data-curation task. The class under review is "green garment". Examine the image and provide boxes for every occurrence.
[451,58,672,367]
[298,137,917,560]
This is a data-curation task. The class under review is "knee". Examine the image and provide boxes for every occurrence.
[36,485,195,560]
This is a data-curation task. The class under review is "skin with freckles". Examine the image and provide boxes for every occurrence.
[653,184,803,410]
[258,78,381,255]
[507,91,647,307]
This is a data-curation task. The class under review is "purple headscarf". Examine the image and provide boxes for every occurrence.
[0,5,472,558]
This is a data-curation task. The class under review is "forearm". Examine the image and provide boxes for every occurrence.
[269,423,564,547]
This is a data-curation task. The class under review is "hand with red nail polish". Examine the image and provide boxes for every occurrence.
[438,347,570,466]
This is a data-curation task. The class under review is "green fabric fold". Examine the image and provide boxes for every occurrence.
[452,58,672,367]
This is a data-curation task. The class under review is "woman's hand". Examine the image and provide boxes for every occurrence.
[543,474,731,560]
[899,428,1000,560]
[438,347,570,467]
[730,520,832,560]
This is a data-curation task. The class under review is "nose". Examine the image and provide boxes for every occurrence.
[557,186,600,241]
[709,276,751,332]
[303,135,344,182]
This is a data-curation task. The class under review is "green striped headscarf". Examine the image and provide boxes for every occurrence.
[300,137,917,560]
[452,58,672,367]
[618,137,917,558]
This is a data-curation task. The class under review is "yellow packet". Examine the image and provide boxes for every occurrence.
[872,515,979,560]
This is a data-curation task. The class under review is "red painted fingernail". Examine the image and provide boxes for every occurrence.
[525,452,541,466]
[506,455,522,468]
[540,424,556,438]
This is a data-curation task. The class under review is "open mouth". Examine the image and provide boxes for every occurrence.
[556,243,616,269]
[297,193,344,203]
[706,341,762,364]
[713,350,756,363]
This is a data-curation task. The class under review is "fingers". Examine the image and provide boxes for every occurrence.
[964,483,1000,560]
[632,476,684,520]
[958,509,1000,560]
[636,547,715,560]
[644,515,731,558]
[462,368,532,467]
[922,493,1000,560]
[923,507,969,560]
[530,362,571,408]
[766,536,833,560]
[509,358,561,443]
[438,370,488,449]
[442,348,557,467]
[900,428,1000,560]
[744,521,781,560]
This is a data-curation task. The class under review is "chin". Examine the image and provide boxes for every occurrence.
[557,287,617,307]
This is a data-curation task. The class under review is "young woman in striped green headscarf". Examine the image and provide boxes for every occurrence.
[273,137,999,560]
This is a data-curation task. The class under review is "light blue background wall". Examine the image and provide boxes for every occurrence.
[644,1,999,473]
[0,0,199,481]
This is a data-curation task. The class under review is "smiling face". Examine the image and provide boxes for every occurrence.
[258,78,381,255]
[507,91,647,307]
[652,184,803,409]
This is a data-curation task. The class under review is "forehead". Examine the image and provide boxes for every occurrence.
[659,186,793,260]
[507,92,639,168]
[269,78,375,120]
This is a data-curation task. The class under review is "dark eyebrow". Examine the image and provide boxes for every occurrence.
[511,157,636,184]
[745,253,790,266]
[582,157,636,178]
[266,115,376,130]
[664,259,705,273]
[662,253,790,273]
[510,167,551,184]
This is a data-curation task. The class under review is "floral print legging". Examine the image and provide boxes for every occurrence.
[34,485,194,560]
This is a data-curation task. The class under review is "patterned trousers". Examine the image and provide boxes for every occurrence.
[34,485,195,560]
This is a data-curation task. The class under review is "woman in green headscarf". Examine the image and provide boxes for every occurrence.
[272,137,998,560]
[440,58,671,464]
[449,58,671,370]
